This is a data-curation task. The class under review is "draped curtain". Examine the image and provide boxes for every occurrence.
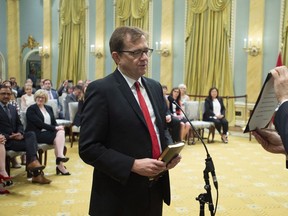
[185,0,235,124]
[57,0,86,86]
[115,0,149,31]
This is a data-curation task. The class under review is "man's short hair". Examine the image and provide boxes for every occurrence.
[109,26,148,54]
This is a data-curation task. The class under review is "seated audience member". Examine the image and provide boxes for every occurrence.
[43,79,63,118]
[178,83,190,104]
[0,134,12,194]
[162,85,181,143]
[203,87,229,143]
[26,89,70,175]
[9,77,21,98]
[77,80,84,86]
[18,79,37,96]
[2,80,18,98]
[21,83,35,112]
[64,85,83,120]
[3,81,24,167]
[168,87,191,142]
[162,85,168,97]
[0,85,51,184]
[57,80,69,97]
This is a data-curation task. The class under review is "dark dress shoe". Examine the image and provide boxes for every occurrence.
[27,160,45,172]
[32,174,52,184]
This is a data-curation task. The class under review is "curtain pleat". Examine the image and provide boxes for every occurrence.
[185,0,235,125]
[57,0,86,86]
[115,0,149,31]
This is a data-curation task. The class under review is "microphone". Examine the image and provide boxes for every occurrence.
[167,95,218,190]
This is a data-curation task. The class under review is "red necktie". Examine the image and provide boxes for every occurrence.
[134,81,160,159]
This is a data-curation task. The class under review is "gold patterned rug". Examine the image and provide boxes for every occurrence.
[1,131,288,216]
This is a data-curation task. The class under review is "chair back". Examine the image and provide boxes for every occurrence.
[68,102,79,122]
[184,101,200,120]
[46,99,59,118]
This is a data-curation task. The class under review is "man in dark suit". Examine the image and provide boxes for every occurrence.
[252,66,288,164]
[79,26,181,216]
[0,84,51,184]
[64,85,83,120]
[43,79,63,118]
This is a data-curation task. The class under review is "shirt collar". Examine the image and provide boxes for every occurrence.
[118,68,143,89]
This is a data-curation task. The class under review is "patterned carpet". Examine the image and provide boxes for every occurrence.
[1,131,288,216]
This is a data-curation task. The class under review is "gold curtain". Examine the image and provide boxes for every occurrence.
[185,0,235,124]
[57,0,86,86]
[115,0,149,31]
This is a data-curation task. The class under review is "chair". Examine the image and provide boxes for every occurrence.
[19,111,55,167]
[46,99,72,140]
[68,102,80,147]
[5,150,26,176]
[184,101,215,144]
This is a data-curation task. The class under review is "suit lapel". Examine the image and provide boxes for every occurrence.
[113,70,146,125]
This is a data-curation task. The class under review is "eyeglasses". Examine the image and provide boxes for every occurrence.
[117,48,153,58]
[0,92,12,96]
[36,96,45,100]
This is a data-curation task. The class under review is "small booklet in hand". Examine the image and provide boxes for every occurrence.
[158,142,185,163]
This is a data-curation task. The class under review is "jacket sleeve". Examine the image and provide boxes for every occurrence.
[274,101,288,154]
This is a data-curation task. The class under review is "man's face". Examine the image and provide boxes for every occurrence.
[0,88,12,105]
[115,35,150,80]
[43,81,52,90]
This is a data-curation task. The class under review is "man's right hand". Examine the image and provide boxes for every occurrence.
[252,128,286,154]
[131,158,167,178]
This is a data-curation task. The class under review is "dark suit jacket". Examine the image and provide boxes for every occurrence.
[203,96,226,121]
[79,69,173,215]
[0,104,23,140]
[274,101,288,154]
[25,104,58,133]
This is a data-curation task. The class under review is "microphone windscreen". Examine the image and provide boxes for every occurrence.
[167,95,174,103]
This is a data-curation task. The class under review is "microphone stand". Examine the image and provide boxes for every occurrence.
[168,97,218,216]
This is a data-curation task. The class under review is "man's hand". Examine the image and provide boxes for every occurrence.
[166,154,181,170]
[166,115,172,123]
[9,132,24,141]
[131,158,167,177]
[271,66,288,103]
[252,128,286,154]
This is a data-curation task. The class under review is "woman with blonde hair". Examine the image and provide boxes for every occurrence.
[25,89,70,175]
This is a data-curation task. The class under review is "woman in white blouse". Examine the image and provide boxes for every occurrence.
[21,83,35,112]
[203,87,229,143]
[25,90,70,175]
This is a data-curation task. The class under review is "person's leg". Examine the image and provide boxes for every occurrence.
[221,118,229,135]
[54,130,70,175]
[183,122,191,140]
[54,130,66,158]
[23,131,39,164]
[168,117,181,142]
[179,122,185,141]
[0,144,9,177]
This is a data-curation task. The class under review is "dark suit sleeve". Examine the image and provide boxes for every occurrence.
[79,81,135,185]
[274,101,288,154]
[203,98,214,119]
